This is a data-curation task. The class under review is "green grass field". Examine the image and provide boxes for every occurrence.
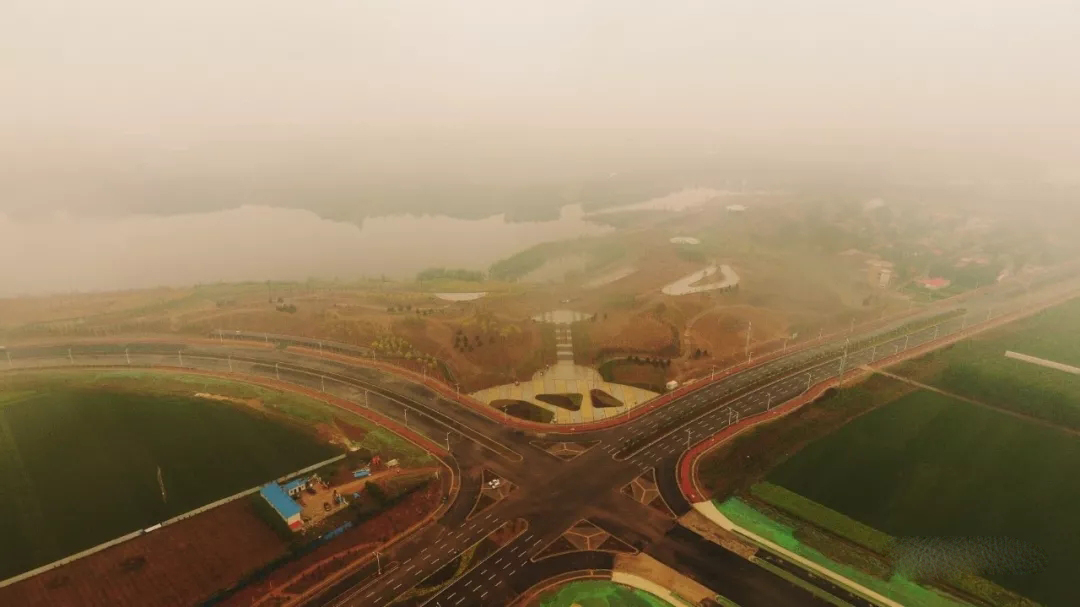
[537,580,673,607]
[766,387,1080,606]
[891,297,1080,431]
[0,375,342,580]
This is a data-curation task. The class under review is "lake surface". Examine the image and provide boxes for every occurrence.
[0,204,610,296]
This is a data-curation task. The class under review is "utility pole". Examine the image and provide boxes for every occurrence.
[125,348,131,365]
[446,432,451,451]
[838,340,848,388]
[5,349,11,368]
[404,407,408,426]
[321,375,326,392]
[807,373,812,392]
[904,334,910,351]
[264,332,268,343]
[375,551,381,575]
[745,321,752,361]
[275,362,280,381]
[218,329,223,344]
[767,393,772,411]
[68,348,74,364]
[178,351,183,367]
[227,356,233,372]
[686,428,692,450]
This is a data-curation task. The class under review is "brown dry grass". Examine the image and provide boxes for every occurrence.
[575,310,677,362]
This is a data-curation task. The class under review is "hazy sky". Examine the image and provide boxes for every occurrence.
[4,0,1080,218]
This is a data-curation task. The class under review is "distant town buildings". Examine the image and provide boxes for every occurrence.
[726,204,747,212]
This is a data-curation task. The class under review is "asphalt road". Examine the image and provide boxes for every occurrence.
[5,272,1078,607]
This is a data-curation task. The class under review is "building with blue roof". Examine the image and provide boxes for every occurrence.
[260,483,303,530]
[281,476,311,497]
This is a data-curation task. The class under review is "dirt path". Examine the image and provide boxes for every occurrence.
[865,367,1080,437]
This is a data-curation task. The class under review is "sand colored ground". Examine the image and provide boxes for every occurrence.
[612,553,715,606]
[472,356,657,424]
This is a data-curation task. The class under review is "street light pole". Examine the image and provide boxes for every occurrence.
[687,428,691,450]
[745,321,752,361]
[375,551,381,575]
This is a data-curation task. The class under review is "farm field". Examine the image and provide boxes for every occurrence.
[534,580,672,607]
[0,497,289,607]
[766,386,1080,606]
[0,372,342,580]
[891,296,1080,430]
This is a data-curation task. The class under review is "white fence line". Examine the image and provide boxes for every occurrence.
[0,454,346,589]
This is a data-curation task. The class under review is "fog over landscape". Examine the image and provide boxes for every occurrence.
[3,0,1079,293]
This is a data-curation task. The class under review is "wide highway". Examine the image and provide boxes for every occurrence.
[4,269,1078,607]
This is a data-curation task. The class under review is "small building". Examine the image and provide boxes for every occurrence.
[726,204,747,212]
[917,277,952,290]
[260,483,303,530]
[281,477,311,497]
[878,268,892,288]
[665,380,680,391]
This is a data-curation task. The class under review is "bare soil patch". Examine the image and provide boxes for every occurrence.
[0,498,287,607]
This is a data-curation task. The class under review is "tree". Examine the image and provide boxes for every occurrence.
[366,482,387,506]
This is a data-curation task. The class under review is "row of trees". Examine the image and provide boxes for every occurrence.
[626,355,671,368]
[387,304,436,316]
[416,267,485,283]
[453,328,499,353]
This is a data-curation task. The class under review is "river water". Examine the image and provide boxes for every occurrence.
[0,204,610,296]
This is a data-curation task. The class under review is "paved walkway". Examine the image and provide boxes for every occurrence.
[472,310,658,424]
